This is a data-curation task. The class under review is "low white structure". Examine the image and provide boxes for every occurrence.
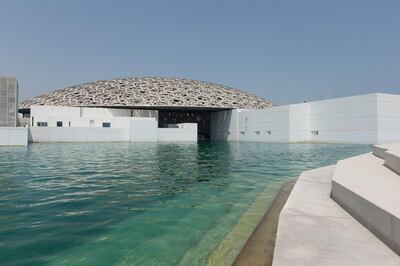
[158,123,198,142]
[211,93,400,144]
[0,127,28,146]
[27,106,197,143]
[29,105,158,129]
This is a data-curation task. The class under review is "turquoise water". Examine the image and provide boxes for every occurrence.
[0,142,370,265]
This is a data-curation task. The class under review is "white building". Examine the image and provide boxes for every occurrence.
[19,77,274,144]
[211,93,400,144]
[27,105,197,143]
[7,76,400,145]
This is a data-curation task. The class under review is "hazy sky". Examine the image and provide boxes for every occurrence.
[1,0,399,105]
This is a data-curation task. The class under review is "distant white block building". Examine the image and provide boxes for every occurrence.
[211,93,400,144]
[27,105,197,143]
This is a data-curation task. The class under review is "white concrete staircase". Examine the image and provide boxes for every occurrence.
[331,143,400,256]
[273,165,400,266]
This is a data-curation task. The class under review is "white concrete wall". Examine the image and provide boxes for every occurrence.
[308,94,378,144]
[128,119,158,142]
[237,106,291,142]
[29,127,128,143]
[0,127,28,146]
[30,105,158,128]
[212,104,310,142]
[31,105,81,121]
[288,103,310,142]
[28,118,195,143]
[158,123,197,142]
[210,109,239,141]
[211,105,310,142]
[210,93,400,144]
[27,93,400,144]
[29,117,158,143]
[81,107,131,118]
[376,94,400,144]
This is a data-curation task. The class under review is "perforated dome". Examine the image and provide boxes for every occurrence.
[19,77,274,110]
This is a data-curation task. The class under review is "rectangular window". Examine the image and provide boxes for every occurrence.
[37,122,48,127]
[102,122,111,128]
[56,121,63,127]
[255,131,260,135]
[311,130,319,135]
[240,131,245,135]
[266,131,272,136]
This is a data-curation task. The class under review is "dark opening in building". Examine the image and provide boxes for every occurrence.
[158,109,211,140]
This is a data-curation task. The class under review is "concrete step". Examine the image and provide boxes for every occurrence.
[373,143,400,175]
[331,152,400,255]
[385,149,400,175]
[372,144,389,159]
[273,165,400,266]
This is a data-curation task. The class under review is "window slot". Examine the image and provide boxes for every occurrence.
[37,122,48,127]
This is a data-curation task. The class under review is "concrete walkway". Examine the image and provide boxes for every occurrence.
[272,165,400,266]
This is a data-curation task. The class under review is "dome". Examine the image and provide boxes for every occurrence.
[19,77,274,110]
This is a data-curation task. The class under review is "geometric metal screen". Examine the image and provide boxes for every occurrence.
[19,77,275,110]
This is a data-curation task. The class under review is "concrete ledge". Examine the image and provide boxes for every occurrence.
[385,149,400,175]
[0,127,28,146]
[29,127,128,143]
[372,145,388,159]
[373,143,400,175]
[233,181,295,266]
[331,153,400,255]
[157,123,197,142]
[273,165,400,265]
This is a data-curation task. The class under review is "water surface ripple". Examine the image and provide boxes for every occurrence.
[0,142,370,265]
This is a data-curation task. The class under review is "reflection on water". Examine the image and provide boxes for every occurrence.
[0,142,371,265]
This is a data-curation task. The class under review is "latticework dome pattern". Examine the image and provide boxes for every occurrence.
[20,77,274,110]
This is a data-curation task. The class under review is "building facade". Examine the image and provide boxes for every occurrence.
[19,77,273,141]
[17,77,400,145]
[211,93,400,144]
[27,105,197,143]
[0,76,18,127]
